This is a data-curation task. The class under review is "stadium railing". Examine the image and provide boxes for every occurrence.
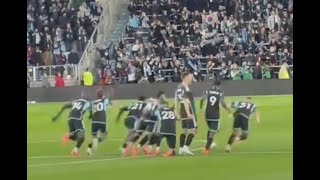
[27,64,79,82]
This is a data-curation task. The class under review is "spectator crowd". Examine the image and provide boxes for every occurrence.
[27,0,102,67]
[94,0,293,85]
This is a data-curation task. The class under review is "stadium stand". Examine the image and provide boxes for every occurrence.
[27,0,102,83]
[94,0,293,85]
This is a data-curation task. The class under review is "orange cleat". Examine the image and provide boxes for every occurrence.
[132,147,139,157]
[163,150,175,157]
[150,149,161,156]
[123,147,131,156]
[61,134,70,146]
[202,148,210,156]
[142,146,151,155]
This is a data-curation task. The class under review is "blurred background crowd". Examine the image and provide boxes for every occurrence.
[27,0,293,87]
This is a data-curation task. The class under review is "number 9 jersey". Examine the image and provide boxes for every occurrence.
[204,88,224,120]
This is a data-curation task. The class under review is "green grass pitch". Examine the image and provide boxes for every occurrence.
[27,95,293,180]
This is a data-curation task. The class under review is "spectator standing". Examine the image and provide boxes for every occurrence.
[278,62,290,79]
[55,72,65,87]
[83,68,94,86]
[68,48,80,64]
[42,73,50,88]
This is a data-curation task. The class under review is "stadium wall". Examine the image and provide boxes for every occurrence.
[27,79,293,102]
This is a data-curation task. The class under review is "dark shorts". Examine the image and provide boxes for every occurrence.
[91,122,107,136]
[206,120,220,132]
[181,118,197,129]
[134,120,148,133]
[124,116,138,130]
[145,121,156,133]
[68,119,84,134]
[233,115,249,132]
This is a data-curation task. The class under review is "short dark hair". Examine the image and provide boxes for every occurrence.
[181,72,191,80]
[138,96,146,101]
[156,91,165,98]
[96,89,104,99]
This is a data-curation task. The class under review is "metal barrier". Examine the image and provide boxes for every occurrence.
[77,0,128,79]
[27,64,79,81]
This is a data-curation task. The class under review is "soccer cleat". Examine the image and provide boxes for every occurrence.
[163,150,175,157]
[71,149,80,158]
[142,146,151,155]
[178,147,185,155]
[210,142,217,148]
[225,144,231,153]
[151,149,161,156]
[61,134,70,146]
[132,147,139,157]
[123,147,131,156]
[87,148,93,157]
[202,148,210,156]
[183,145,194,155]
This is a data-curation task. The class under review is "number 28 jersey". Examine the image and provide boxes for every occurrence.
[91,98,111,123]
[68,99,91,120]
[204,88,224,120]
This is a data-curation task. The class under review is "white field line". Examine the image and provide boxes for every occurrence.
[27,95,292,105]
[27,148,292,168]
[27,139,206,144]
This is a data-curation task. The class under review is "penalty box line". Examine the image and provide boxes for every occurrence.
[27,148,293,168]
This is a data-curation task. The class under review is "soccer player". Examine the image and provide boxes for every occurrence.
[154,102,177,157]
[87,89,111,156]
[175,72,197,155]
[52,97,91,157]
[200,81,231,155]
[225,97,260,153]
[116,96,147,153]
[131,97,161,156]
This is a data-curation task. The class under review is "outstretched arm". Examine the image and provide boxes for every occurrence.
[52,103,72,122]
[115,106,129,123]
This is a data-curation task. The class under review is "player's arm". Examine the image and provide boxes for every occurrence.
[199,91,207,110]
[220,93,231,113]
[174,95,180,118]
[52,102,72,122]
[252,106,260,124]
[115,106,129,123]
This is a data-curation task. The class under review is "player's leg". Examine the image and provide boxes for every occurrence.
[152,134,162,156]
[71,129,85,157]
[226,116,242,153]
[203,120,219,155]
[179,119,188,155]
[239,119,249,142]
[122,117,136,149]
[164,135,176,157]
[62,120,76,145]
[183,119,197,155]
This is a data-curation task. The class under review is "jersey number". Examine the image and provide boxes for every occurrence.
[239,102,252,110]
[95,102,104,111]
[145,103,156,111]
[161,111,175,120]
[209,96,217,106]
[72,102,83,110]
[131,103,143,110]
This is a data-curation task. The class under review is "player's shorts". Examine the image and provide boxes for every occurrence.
[124,116,138,130]
[144,120,156,133]
[68,118,85,134]
[181,118,197,130]
[233,114,249,132]
[91,122,107,136]
[134,120,148,133]
[206,119,220,132]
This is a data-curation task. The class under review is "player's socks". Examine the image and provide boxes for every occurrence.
[139,136,149,147]
[185,134,194,146]
[92,138,98,150]
[205,131,214,150]
[179,134,186,147]
[69,134,76,141]
[227,134,236,146]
